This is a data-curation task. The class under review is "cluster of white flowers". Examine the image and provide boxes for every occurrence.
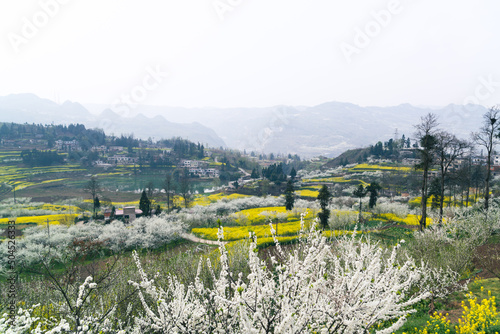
[328,210,364,230]
[0,214,186,274]
[294,198,320,210]
[127,218,436,333]
[372,200,411,217]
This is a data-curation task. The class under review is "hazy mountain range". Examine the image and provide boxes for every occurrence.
[0,94,226,148]
[0,94,489,158]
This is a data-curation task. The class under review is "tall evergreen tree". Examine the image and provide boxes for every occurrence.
[251,168,259,179]
[284,180,295,211]
[139,190,151,217]
[366,182,382,209]
[414,113,439,231]
[317,185,332,230]
[93,196,100,218]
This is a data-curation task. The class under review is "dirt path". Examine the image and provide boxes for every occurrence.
[181,233,227,245]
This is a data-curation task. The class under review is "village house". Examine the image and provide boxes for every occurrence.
[109,146,125,152]
[107,206,143,222]
[55,139,80,152]
[187,167,220,178]
[91,145,108,152]
[107,155,138,164]
[93,160,114,168]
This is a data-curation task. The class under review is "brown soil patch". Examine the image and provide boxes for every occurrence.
[443,305,463,324]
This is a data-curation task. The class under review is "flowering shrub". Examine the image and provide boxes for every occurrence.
[328,209,369,229]
[129,217,434,333]
[0,214,186,275]
[1,215,467,333]
[297,168,342,179]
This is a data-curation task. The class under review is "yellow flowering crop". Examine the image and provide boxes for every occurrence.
[301,177,369,186]
[409,196,469,208]
[192,217,360,242]
[191,193,251,206]
[401,288,499,334]
[296,189,320,198]
[0,214,78,225]
[378,213,433,226]
[349,163,412,172]
[456,290,499,334]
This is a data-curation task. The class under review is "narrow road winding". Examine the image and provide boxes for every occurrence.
[181,233,228,245]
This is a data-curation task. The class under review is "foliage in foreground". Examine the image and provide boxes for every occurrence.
[1,216,462,333]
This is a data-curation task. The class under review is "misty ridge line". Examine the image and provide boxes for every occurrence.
[0,93,495,160]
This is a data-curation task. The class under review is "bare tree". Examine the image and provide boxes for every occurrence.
[145,181,155,198]
[163,173,175,212]
[414,113,439,231]
[179,176,191,208]
[472,106,500,212]
[434,132,470,224]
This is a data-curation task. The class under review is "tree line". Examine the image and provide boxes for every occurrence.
[414,106,500,230]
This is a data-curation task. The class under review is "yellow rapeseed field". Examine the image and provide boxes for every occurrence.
[378,213,433,226]
[191,193,251,206]
[24,203,82,213]
[192,215,358,241]
[349,163,412,172]
[296,189,320,198]
[230,206,315,225]
[0,214,78,225]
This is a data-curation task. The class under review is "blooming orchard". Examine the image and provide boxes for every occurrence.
[128,218,437,333]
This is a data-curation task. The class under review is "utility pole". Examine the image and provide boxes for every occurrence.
[47,218,50,257]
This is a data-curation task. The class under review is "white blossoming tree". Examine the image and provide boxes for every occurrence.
[128,216,436,333]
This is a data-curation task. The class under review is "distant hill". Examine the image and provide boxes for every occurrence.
[0,94,488,158]
[322,147,371,169]
[89,101,488,159]
[0,94,226,148]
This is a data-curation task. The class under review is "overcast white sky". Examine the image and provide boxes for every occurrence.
[1,0,499,109]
